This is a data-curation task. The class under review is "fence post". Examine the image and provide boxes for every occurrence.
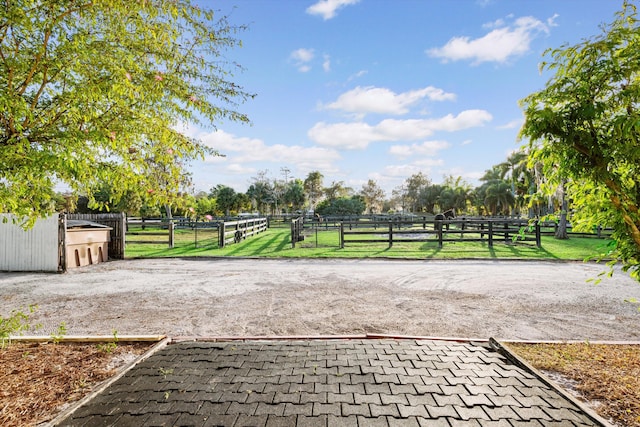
[119,212,126,259]
[388,222,393,248]
[535,220,541,248]
[339,223,344,248]
[291,220,296,248]
[168,221,174,248]
[437,222,443,248]
[219,222,226,248]
[488,221,494,248]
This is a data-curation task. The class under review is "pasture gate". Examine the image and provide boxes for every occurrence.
[126,217,175,248]
[290,217,304,248]
[218,217,268,248]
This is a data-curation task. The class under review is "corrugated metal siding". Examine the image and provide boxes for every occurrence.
[0,214,60,272]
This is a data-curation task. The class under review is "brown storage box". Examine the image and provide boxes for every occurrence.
[66,225,112,269]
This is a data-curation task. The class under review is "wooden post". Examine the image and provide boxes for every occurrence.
[535,220,541,248]
[168,221,174,248]
[58,214,67,272]
[219,222,226,248]
[437,222,443,248]
[388,222,393,248]
[118,212,126,259]
[488,221,494,248]
[339,223,344,249]
[291,220,296,248]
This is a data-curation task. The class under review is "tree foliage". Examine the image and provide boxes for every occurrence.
[303,171,324,211]
[519,2,640,279]
[360,179,385,214]
[0,0,252,222]
[315,196,365,216]
[283,179,306,212]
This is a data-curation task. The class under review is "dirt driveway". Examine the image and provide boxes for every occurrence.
[1,258,639,341]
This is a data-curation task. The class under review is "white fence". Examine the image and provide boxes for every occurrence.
[0,215,60,272]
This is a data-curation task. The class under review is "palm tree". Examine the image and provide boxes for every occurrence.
[483,181,515,216]
[418,184,443,213]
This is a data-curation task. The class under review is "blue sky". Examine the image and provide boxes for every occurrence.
[187,0,624,196]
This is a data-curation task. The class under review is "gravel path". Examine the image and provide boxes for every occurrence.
[1,258,639,341]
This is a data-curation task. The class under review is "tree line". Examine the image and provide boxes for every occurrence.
[58,147,555,221]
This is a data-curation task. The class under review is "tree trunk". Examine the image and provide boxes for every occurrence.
[555,180,569,240]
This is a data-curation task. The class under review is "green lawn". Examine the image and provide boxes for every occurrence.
[125,226,613,261]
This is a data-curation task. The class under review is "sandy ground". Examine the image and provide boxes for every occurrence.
[1,258,639,341]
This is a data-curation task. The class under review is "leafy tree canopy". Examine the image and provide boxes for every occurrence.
[519,1,640,280]
[1,0,252,223]
[316,196,365,216]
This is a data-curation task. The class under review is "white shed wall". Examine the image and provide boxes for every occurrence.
[0,215,60,272]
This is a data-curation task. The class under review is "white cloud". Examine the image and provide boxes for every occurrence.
[290,48,315,72]
[308,121,382,150]
[226,163,256,175]
[347,70,368,82]
[389,140,451,159]
[325,86,456,116]
[428,16,551,64]
[380,164,426,178]
[497,118,523,130]
[306,0,360,20]
[308,110,492,149]
[200,129,341,172]
[415,158,445,168]
[323,54,331,72]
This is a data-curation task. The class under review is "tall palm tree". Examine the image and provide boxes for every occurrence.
[498,151,532,216]
[484,181,515,216]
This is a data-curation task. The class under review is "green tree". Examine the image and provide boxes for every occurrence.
[247,170,273,214]
[483,181,515,216]
[210,185,237,216]
[519,2,640,279]
[0,1,252,223]
[323,181,351,202]
[194,192,216,217]
[303,171,324,211]
[316,196,365,216]
[360,179,386,214]
[418,184,442,214]
[498,151,531,216]
[283,179,306,212]
[440,175,473,215]
[404,172,431,212]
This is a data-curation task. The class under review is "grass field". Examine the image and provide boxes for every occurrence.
[125,225,613,261]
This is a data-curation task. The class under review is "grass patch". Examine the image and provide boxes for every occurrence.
[125,227,612,261]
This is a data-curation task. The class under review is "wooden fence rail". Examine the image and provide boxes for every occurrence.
[339,219,541,249]
[218,217,268,248]
[127,219,175,248]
